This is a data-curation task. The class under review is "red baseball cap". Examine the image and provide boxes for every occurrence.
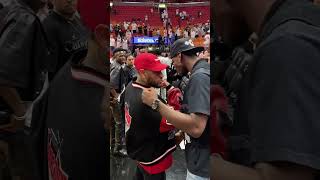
[134,53,168,72]
[78,0,108,32]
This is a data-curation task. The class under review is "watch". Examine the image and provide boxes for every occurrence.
[151,99,160,111]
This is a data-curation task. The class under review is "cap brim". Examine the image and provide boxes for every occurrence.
[182,46,205,54]
[170,46,205,58]
[170,52,177,58]
[148,63,168,72]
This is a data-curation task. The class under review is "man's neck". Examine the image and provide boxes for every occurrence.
[82,53,107,76]
[135,78,148,86]
[115,60,123,65]
[19,0,38,12]
[185,58,199,72]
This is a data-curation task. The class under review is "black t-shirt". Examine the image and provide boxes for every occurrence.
[231,0,320,172]
[0,1,48,120]
[182,59,210,177]
[43,11,89,80]
[110,60,126,93]
[124,82,176,165]
[123,66,137,86]
[46,51,108,180]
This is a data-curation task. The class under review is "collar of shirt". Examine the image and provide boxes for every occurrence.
[257,0,287,43]
[191,59,209,74]
[70,50,108,86]
[51,10,77,23]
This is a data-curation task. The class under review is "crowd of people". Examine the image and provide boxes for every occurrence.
[110,22,210,51]
[110,4,210,52]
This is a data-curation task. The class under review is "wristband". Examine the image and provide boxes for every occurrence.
[166,84,173,91]
[12,114,26,121]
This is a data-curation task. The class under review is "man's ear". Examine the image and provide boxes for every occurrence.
[94,24,108,48]
[177,53,183,64]
[177,53,182,60]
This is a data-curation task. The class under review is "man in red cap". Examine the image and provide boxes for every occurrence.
[45,0,108,179]
[124,53,177,180]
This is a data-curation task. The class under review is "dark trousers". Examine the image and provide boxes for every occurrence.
[1,131,34,180]
[134,165,166,180]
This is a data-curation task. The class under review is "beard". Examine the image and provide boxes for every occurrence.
[175,64,188,76]
[149,80,161,88]
[180,66,188,76]
[147,78,162,88]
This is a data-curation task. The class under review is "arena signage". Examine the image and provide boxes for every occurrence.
[133,36,159,44]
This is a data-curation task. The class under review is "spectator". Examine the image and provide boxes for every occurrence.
[123,55,137,85]
[124,21,129,30]
[184,29,189,38]
[43,0,89,80]
[204,31,210,48]
[190,29,196,39]
[131,21,137,34]
[145,14,148,22]
[122,37,128,50]
[198,10,202,18]
[144,24,148,36]
[110,34,116,52]
[45,0,109,179]
[37,1,49,21]
[176,27,181,39]
[116,35,122,48]
[125,29,132,42]
[163,18,167,28]
[0,0,49,179]
[157,28,161,36]
[110,48,128,156]
[137,24,142,34]
[161,11,165,21]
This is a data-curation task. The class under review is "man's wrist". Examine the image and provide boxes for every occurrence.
[14,103,26,117]
[166,84,173,91]
[151,99,161,111]
[12,113,26,121]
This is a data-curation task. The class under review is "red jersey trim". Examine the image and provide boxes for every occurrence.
[159,117,175,133]
[132,83,148,89]
[138,145,176,165]
[71,68,106,87]
[138,153,173,174]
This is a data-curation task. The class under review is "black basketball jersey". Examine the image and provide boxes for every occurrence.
[124,82,176,166]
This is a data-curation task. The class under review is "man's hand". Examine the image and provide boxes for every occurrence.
[0,115,25,132]
[110,97,118,105]
[160,80,170,88]
[175,131,185,145]
[141,88,158,107]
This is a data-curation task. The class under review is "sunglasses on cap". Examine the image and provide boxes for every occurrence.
[115,51,128,56]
